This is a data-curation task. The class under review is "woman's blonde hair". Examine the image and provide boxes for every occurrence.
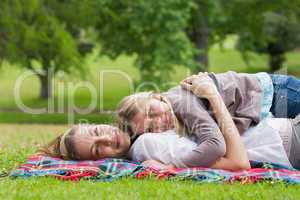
[39,127,79,160]
[116,92,183,137]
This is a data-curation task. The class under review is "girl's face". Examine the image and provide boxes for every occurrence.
[72,125,131,160]
[130,98,175,135]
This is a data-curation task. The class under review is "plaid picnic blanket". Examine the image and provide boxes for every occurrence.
[10,155,300,184]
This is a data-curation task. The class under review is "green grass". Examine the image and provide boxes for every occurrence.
[1,124,300,199]
[209,46,300,74]
[0,112,113,124]
[0,54,141,111]
[2,178,300,200]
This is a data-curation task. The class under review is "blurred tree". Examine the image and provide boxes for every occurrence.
[94,0,197,86]
[94,0,234,79]
[44,0,98,55]
[185,0,229,72]
[0,0,95,99]
[224,0,300,72]
[239,12,300,72]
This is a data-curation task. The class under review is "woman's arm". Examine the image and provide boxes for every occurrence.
[181,73,250,171]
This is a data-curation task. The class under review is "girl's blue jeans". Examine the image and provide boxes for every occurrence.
[270,74,300,118]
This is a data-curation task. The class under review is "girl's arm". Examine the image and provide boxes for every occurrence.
[181,73,250,171]
[208,93,250,170]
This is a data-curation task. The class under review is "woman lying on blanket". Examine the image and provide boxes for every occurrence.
[40,124,131,160]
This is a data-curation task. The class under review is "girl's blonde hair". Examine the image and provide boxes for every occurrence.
[116,92,184,137]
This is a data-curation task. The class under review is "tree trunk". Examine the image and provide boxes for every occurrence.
[38,72,52,99]
[269,53,285,72]
[194,25,209,72]
[188,7,209,73]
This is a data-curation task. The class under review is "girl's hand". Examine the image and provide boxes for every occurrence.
[142,159,174,171]
[180,72,218,99]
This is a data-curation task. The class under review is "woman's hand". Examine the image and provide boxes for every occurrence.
[180,72,218,99]
[142,159,174,171]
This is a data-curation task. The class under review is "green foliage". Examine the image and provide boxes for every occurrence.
[1,0,300,91]
[223,0,300,71]
[44,0,98,55]
[238,12,300,53]
[95,0,197,85]
[0,0,82,71]
[0,0,95,98]
[45,0,98,32]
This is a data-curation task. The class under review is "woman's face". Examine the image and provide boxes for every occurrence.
[131,98,175,135]
[72,125,131,160]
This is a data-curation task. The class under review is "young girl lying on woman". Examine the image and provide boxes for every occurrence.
[127,75,300,170]
[117,72,300,169]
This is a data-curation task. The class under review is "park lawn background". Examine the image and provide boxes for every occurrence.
[1,37,300,198]
[0,36,299,116]
[0,45,299,124]
[1,124,300,199]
